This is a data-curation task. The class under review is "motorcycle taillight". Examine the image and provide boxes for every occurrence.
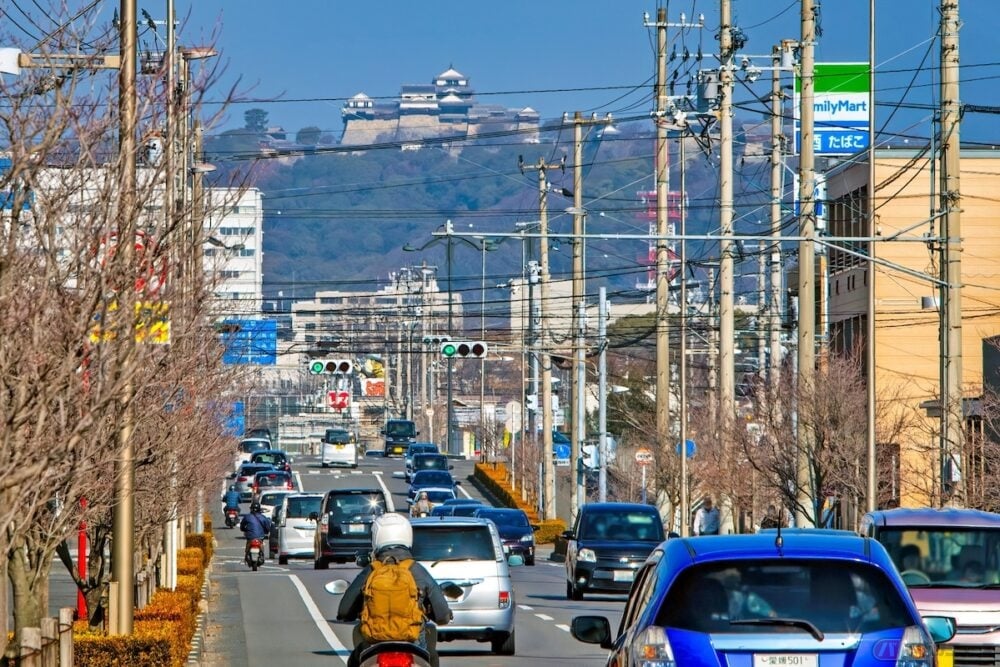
[376,652,414,667]
[250,539,262,548]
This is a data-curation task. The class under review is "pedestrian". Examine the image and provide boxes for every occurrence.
[693,497,721,536]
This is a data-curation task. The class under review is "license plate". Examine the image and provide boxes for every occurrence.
[346,523,366,534]
[335,444,344,449]
[249,548,260,556]
[613,569,635,582]
[753,655,818,667]
[937,647,954,667]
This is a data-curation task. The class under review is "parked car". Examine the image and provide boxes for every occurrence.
[271,493,323,565]
[475,508,538,565]
[235,438,272,468]
[408,517,521,655]
[861,507,1000,660]
[312,487,394,569]
[406,452,452,482]
[570,531,956,666]
[250,449,292,474]
[563,502,665,599]
[404,443,440,479]
[251,470,294,498]
[234,462,275,501]
[381,418,418,457]
[407,470,457,502]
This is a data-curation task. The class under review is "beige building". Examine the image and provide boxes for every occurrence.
[826,149,1000,507]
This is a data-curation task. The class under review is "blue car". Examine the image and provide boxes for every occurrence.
[571,531,956,666]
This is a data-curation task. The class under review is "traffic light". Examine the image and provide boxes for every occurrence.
[308,359,354,375]
[440,340,488,358]
[422,335,450,345]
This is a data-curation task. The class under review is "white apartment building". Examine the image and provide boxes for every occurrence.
[203,187,264,317]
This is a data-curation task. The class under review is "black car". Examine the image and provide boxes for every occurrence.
[475,508,538,565]
[382,419,418,457]
[563,502,665,600]
[250,449,292,473]
[311,488,391,568]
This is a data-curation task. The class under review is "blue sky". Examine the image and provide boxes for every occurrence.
[152,0,1000,145]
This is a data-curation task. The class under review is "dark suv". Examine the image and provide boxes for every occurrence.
[382,419,418,457]
[311,488,393,568]
[563,502,665,600]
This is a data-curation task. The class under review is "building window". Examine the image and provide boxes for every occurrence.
[220,270,240,279]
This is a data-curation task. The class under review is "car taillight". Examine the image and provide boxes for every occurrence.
[286,482,294,489]
[320,513,329,528]
[376,653,414,667]
[498,590,510,608]
[238,477,247,482]
[895,625,934,666]
[631,625,675,666]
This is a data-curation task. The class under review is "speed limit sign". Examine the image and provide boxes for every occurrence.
[634,448,654,466]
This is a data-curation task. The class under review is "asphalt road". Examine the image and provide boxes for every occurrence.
[200,452,624,666]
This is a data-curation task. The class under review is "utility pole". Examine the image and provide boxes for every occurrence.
[112,0,138,635]
[598,287,608,503]
[940,0,964,503]
[718,0,736,533]
[770,45,785,403]
[519,156,563,521]
[678,135,690,535]
[797,0,817,526]
[567,110,612,520]
[865,0,878,513]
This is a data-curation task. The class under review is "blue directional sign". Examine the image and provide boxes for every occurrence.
[675,439,697,459]
[220,318,277,365]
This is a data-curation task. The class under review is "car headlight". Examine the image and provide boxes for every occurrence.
[895,625,935,667]
[631,625,675,666]
[520,533,534,542]
[578,548,597,562]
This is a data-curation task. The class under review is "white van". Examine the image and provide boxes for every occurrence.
[321,428,358,468]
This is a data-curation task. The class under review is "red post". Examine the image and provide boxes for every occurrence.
[77,497,88,619]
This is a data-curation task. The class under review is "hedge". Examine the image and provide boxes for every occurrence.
[134,591,196,666]
[184,532,213,566]
[74,621,173,667]
[474,463,566,543]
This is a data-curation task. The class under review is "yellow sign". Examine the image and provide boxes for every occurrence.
[89,300,171,344]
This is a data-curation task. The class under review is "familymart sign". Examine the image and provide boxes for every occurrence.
[795,62,871,155]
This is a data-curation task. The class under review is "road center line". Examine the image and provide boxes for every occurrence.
[535,613,554,621]
[288,574,351,663]
[371,470,396,512]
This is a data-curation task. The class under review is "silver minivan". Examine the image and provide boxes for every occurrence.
[273,493,323,565]
[409,516,519,655]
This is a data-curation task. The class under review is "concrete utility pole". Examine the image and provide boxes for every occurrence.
[718,0,736,533]
[519,156,562,521]
[598,287,609,503]
[770,45,784,404]
[797,0,817,526]
[567,111,612,521]
[865,0,878,513]
[112,0,137,635]
[940,0,964,503]
[678,136,690,536]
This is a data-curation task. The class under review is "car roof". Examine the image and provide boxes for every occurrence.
[240,438,271,444]
[412,469,451,477]
[579,502,660,514]
[411,516,493,527]
[442,498,483,505]
[865,507,1000,528]
[251,450,288,457]
[475,507,524,515]
[254,470,290,477]
[239,462,274,470]
[284,492,323,499]
[418,486,456,493]
[674,532,876,563]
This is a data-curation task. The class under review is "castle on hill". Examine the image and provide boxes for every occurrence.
[340,66,540,148]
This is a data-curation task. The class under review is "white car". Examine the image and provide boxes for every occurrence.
[258,490,293,520]
[409,486,456,510]
[272,493,323,565]
[235,437,272,469]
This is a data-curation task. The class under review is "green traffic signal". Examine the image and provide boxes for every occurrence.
[441,342,458,357]
[309,360,325,374]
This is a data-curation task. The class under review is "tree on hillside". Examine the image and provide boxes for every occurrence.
[244,108,269,133]
[296,125,322,146]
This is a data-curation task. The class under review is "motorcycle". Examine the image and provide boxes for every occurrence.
[224,508,239,528]
[245,538,265,571]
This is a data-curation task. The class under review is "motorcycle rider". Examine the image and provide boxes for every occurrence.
[239,501,273,560]
[221,484,241,512]
[337,513,451,667]
[410,491,433,518]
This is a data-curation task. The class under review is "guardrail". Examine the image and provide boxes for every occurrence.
[2,607,74,667]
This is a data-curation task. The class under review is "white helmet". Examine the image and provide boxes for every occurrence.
[372,512,413,552]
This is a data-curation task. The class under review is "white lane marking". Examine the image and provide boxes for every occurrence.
[288,574,351,663]
[295,471,303,490]
[517,604,534,611]
[457,483,472,499]
[372,471,395,513]
[535,613,554,621]
[556,624,570,632]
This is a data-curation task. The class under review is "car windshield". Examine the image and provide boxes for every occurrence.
[240,464,273,476]
[386,422,417,437]
[329,493,385,519]
[425,490,455,504]
[875,527,1000,586]
[256,473,289,487]
[415,456,448,470]
[413,471,452,486]
[656,560,912,635]
[580,511,664,541]
[240,440,270,454]
[286,496,322,519]
[253,452,285,465]
[260,492,288,506]
[478,511,529,528]
[412,525,497,561]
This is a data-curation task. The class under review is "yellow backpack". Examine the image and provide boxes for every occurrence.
[359,557,424,642]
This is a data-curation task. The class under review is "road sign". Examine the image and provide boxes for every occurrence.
[328,390,350,410]
[675,439,696,459]
[635,448,654,466]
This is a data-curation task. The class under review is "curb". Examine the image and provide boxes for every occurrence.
[185,563,212,665]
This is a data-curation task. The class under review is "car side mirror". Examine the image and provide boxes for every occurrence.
[392,471,405,479]
[507,554,524,567]
[309,511,319,521]
[355,550,372,568]
[531,525,541,532]
[448,464,454,470]
[324,579,349,595]
[453,480,461,486]
[562,530,576,540]
[570,615,613,649]
[923,616,956,644]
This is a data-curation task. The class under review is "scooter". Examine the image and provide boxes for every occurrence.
[245,538,265,571]
[224,508,240,528]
